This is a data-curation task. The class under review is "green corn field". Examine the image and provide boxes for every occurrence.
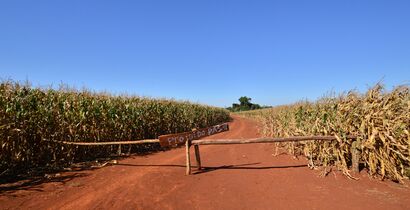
[238,84,410,182]
[0,81,231,177]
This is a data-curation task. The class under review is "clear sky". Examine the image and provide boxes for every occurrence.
[1,0,409,107]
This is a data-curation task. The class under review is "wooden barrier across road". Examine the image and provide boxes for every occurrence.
[43,122,359,175]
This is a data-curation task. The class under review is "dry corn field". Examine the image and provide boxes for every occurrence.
[0,81,230,178]
[238,84,410,183]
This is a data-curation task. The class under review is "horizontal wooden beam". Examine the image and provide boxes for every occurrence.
[43,139,160,146]
[43,135,357,146]
[192,135,356,145]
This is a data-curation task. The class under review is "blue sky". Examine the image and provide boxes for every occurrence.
[1,0,409,107]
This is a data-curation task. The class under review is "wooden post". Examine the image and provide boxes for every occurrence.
[351,140,361,173]
[194,145,202,170]
[127,144,132,155]
[117,144,122,156]
[185,139,191,175]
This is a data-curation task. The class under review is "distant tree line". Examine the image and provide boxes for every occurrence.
[226,96,271,112]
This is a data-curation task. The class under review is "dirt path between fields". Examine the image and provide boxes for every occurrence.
[1,116,410,210]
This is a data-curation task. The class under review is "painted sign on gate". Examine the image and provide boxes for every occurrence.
[158,123,229,147]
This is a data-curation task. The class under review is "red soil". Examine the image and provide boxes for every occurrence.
[1,116,410,210]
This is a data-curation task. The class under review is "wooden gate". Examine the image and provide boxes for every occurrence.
[47,122,359,175]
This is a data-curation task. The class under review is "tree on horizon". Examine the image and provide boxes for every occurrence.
[227,96,268,112]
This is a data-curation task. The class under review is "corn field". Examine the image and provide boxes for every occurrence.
[0,81,230,177]
[238,84,410,182]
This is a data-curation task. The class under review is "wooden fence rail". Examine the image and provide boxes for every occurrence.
[41,126,360,176]
[43,139,160,146]
[43,139,161,155]
[191,135,356,145]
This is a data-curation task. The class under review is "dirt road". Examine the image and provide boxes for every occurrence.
[1,116,410,209]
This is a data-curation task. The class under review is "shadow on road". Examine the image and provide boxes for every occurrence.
[0,173,88,197]
[193,163,307,174]
[117,163,187,168]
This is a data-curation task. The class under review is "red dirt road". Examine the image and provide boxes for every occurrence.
[1,116,410,210]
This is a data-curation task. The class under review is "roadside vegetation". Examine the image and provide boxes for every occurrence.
[0,81,230,179]
[238,84,410,182]
[226,96,271,112]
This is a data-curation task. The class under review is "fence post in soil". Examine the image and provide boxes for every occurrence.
[117,145,122,156]
[351,139,361,173]
[194,145,202,170]
[186,139,192,175]
[127,145,131,155]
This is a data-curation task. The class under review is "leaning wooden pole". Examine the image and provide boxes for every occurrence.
[185,139,192,175]
[43,139,160,146]
[194,145,202,170]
